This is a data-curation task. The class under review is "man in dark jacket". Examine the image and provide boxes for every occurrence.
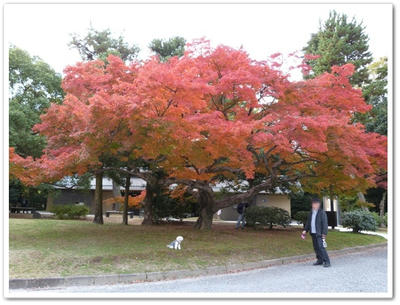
[236,202,248,229]
[302,198,331,267]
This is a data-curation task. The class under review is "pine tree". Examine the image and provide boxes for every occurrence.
[362,57,388,135]
[303,10,373,87]
[149,36,186,62]
[69,26,139,62]
[303,11,387,213]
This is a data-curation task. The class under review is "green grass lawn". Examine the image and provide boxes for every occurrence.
[9,218,386,279]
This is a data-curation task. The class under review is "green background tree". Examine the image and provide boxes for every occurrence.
[69,26,140,62]
[362,57,388,135]
[9,46,64,209]
[302,10,387,215]
[9,46,64,158]
[149,36,186,62]
[303,10,373,87]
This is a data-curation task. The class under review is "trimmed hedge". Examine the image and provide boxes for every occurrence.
[246,206,291,229]
[51,204,89,220]
[293,211,309,228]
[341,209,377,233]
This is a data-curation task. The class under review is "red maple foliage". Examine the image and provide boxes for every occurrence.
[10,40,387,229]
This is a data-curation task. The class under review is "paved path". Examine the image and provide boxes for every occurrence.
[25,247,387,293]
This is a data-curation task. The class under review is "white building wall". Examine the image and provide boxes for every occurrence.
[322,196,339,212]
[323,196,340,225]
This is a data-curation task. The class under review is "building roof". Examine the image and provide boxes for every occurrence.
[90,177,146,191]
[56,177,287,195]
[211,180,287,194]
[54,176,146,191]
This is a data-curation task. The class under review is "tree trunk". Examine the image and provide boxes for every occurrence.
[357,192,369,211]
[112,179,121,197]
[46,192,54,212]
[379,191,387,227]
[163,177,272,230]
[194,191,215,230]
[93,171,104,224]
[379,191,386,217]
[123,175,130,225]
[142,192,153,225]
[329,185,336,229]
[142,179,157,225]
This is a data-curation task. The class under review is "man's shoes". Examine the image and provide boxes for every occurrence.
[313,261,323,266]
[323,262,331,268]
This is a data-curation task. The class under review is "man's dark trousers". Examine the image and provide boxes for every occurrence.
[305,209,331,264]
[311,233,330,264]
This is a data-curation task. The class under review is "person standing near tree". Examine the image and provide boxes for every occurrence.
[302,198,331,267]
[235,202,248,230]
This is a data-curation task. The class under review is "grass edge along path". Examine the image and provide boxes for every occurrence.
[9,243,386,290]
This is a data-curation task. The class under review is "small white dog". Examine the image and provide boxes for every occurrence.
[167,236,184,250]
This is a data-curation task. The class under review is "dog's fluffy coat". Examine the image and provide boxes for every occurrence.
[167,236,184,250]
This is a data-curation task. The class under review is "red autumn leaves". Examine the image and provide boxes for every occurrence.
[10,40,387,198]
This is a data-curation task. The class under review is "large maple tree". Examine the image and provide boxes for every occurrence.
[10,40,387,229]
[147,42,386,229]
[10,56,138,224]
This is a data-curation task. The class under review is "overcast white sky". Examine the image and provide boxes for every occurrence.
[5,3,392,79]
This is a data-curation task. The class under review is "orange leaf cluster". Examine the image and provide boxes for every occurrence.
[102,191,145,208]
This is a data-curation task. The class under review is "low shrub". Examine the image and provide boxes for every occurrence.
[51,204,89,219]
[341,209,377,233]
[371,212,388,228]
[245,206,263,227]
[246,206,291,229]
[273,207,291,228]
[293,211,309,228]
